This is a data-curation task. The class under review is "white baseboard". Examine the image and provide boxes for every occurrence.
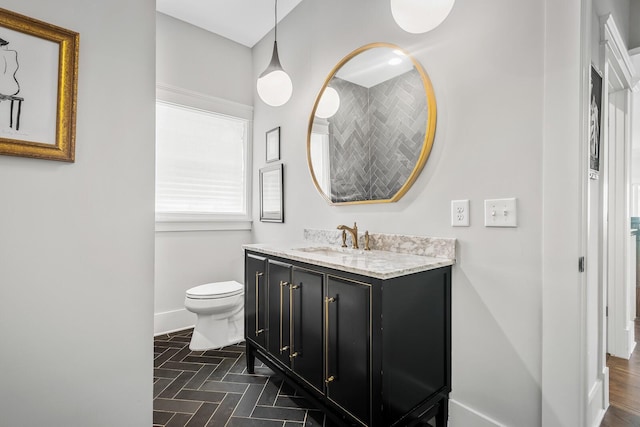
[154,308,195,336]
[449,399,504,427]
[587,374,607,427]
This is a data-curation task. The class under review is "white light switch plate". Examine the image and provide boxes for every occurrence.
[484,198,517,227]
[451,200,470,227]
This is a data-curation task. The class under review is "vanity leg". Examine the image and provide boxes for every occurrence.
[435,398,449,427]
[246,342,256,374]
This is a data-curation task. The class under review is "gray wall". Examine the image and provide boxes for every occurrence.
[155,13,253,334]
[0,1,155,426]
[631,0,640,50]
[252,0,544,425]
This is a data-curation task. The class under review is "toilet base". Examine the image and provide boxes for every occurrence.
[189,309,244,351]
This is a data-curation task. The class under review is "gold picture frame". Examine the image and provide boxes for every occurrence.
[0,8,79,162]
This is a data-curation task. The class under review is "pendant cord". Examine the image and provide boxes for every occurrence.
[274,0,278,42]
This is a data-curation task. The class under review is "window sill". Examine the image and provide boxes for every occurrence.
[155,215,252,232]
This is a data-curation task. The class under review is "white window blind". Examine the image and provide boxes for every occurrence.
[155,101,249,222]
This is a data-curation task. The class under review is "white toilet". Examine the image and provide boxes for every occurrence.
[184,280,244,351]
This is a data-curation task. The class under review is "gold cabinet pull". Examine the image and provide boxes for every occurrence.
[289,283,300,361]
[255,272,264,335]
[279,281,289,354]
[325,296,337,384]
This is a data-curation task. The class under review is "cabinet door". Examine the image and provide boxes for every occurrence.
[290,267,324,392]
[245,254,267,348]
[325,276,371,425]
[267,260,291,366]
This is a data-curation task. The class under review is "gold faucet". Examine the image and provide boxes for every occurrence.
[337,222,358,249]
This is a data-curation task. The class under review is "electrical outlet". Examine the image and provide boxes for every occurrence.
[484,198,517,227]
[451,200,470,227]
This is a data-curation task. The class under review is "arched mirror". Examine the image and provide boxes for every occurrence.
[307,43,437,205]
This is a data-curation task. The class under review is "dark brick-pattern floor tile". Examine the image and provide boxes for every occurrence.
[155,340,189,349]
[205,392,242,426]
[185,402,218,427]
[160,361,204,372]
[155,347,181,368]
[257,376,284,406]
[155,368,182,379]
[153,329,330,427]
[183,355,224,365]
[304,410,325,427]
[233,383,267,417]
[154,398,202,414]
[154,410,174,425]
[227,417,285,427]
[274,395,316,410]
[252,405,306,422]
[159,371,197,399]
[224,373,269,384]
[253,366,276,376]
[278,381,296,397]
[174,389,227,404]
[170,346,194,362]
[200,380,248,394]
[202,349,243,358]
[154,378,174,399]
[184,364,218,390]
[166,413,193,427]
[228,353,248,374]
[208,357,237,381]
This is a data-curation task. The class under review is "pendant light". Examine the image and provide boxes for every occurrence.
[315,87,340,119]
[257,0,293,107]
[390,0,455,34]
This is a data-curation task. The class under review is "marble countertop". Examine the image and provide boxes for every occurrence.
[243,241,455,280]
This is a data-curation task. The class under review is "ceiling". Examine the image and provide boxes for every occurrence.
[156,0,305,48]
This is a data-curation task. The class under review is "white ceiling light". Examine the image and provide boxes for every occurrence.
[315,87,340,119]
[257,0,293,107]
[390,0,455,34]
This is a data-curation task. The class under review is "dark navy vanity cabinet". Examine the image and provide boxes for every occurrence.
[244,250,452,427]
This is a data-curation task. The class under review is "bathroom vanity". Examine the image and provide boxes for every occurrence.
[243,231,455,427]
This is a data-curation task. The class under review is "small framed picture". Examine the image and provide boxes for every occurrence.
[260,163,284,223]
[266,126,280,163]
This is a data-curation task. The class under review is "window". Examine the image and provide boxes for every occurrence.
[155,85,252,231]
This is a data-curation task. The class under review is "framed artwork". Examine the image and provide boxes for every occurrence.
[260,163,284,223]
[589,65,603,179]
[266,126,280,163]
[0,8,79,162]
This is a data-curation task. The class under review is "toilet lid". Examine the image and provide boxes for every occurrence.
[186,281,243,299]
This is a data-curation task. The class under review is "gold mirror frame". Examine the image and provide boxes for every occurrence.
[307,42,437,205]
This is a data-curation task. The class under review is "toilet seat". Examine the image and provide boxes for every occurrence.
[186,281,243,299]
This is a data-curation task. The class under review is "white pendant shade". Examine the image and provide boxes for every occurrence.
[315,87,340,119]
[257,0,292,107]
[390,0,455,34]
[257,69,293,107]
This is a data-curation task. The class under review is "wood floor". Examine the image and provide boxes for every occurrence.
[601,320,640,426]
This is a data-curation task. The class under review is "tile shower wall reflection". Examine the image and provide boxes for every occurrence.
[328,69,427,202]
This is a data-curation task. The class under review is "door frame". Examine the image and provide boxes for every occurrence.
[601,13,636,360]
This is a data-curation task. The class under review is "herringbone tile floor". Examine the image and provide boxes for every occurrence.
[153,329,336,427]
